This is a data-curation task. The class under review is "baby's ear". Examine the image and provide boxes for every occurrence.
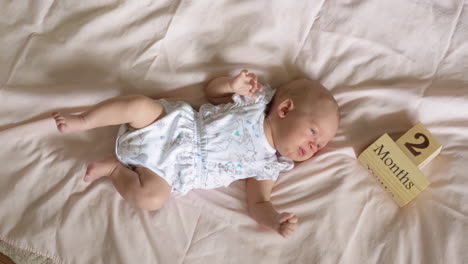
[277,99,294,118]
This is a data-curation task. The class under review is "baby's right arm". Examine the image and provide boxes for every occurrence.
[204,69,263,105]
[246,178,298,238]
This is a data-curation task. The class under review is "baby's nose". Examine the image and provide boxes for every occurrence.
[308,142,318,153]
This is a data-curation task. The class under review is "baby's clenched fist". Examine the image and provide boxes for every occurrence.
[230,69,263,98]
[276,212,298,238]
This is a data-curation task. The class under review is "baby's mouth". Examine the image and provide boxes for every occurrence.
[298,146,306,157]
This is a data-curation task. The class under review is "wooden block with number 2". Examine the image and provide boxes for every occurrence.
[358,122,442,206]
[396,122,442,169]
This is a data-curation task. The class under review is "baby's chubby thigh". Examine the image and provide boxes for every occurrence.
[127,95,167,130]
[131,166,172,211]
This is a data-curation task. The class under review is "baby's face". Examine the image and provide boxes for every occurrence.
[272,98,339,162]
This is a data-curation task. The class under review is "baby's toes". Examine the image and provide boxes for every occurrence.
[52,114,67,132]
[52,112,61,119]
[52,112,64,122]
[57,123,68,132]
[56,117,66,124]
[54,116,65,125]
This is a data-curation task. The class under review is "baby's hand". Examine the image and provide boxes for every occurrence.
[230,69,263,98]
[276,212,298,238]
[251,201,298,238]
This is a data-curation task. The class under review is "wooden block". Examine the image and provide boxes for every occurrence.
[0,252,16,264]
[358,134,430,207]
[396,122,442,169]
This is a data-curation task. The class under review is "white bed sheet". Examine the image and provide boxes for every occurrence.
[1,1,467,263]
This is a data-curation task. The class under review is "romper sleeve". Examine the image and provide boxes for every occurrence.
[253,156,295,181]
[231,83,275,107]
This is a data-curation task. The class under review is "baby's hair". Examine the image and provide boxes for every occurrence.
[266,79,340,121]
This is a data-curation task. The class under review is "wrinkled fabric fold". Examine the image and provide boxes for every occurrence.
[0,0,467,263]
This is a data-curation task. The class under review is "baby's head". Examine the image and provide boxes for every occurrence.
[265,79,340,162]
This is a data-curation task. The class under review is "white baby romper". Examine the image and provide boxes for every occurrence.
[115,84,294,194]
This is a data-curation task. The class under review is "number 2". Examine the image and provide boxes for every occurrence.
[404,133,429,156]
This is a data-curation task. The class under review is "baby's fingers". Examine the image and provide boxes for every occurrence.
[278,212,296,223]
[257,82,263,91]
[248,92,258,98]
[246,73,263,92]
[280,223,296,238]
[281,221,297,231]
[287,215,298,224]
[249,79,258,92]
[286,224,297,232]
[281,229,293,238]
[249,78,256,86]
[247,72,257,82]
[247,73,257,86]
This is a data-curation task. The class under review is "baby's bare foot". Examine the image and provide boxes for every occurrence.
[84,157,119,182]
[51,112,88,133]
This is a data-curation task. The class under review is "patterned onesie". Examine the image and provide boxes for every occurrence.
[115,84,294,194]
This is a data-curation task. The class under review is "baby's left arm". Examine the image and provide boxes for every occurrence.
[204,69,263,105]
[246,178,298,238]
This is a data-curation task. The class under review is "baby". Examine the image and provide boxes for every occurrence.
[52,69,340,238]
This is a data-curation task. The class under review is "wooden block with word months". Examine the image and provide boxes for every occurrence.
[396,122,442,169]
[358,134,430,207]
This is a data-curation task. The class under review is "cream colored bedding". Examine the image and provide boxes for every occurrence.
[1,1,467,263]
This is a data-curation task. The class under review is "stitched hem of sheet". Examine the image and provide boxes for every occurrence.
[0,237,61,264]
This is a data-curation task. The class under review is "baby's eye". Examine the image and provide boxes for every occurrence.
[310,129,316,135]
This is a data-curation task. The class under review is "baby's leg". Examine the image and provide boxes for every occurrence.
[52,95,165,133]
[85,156,171,211]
